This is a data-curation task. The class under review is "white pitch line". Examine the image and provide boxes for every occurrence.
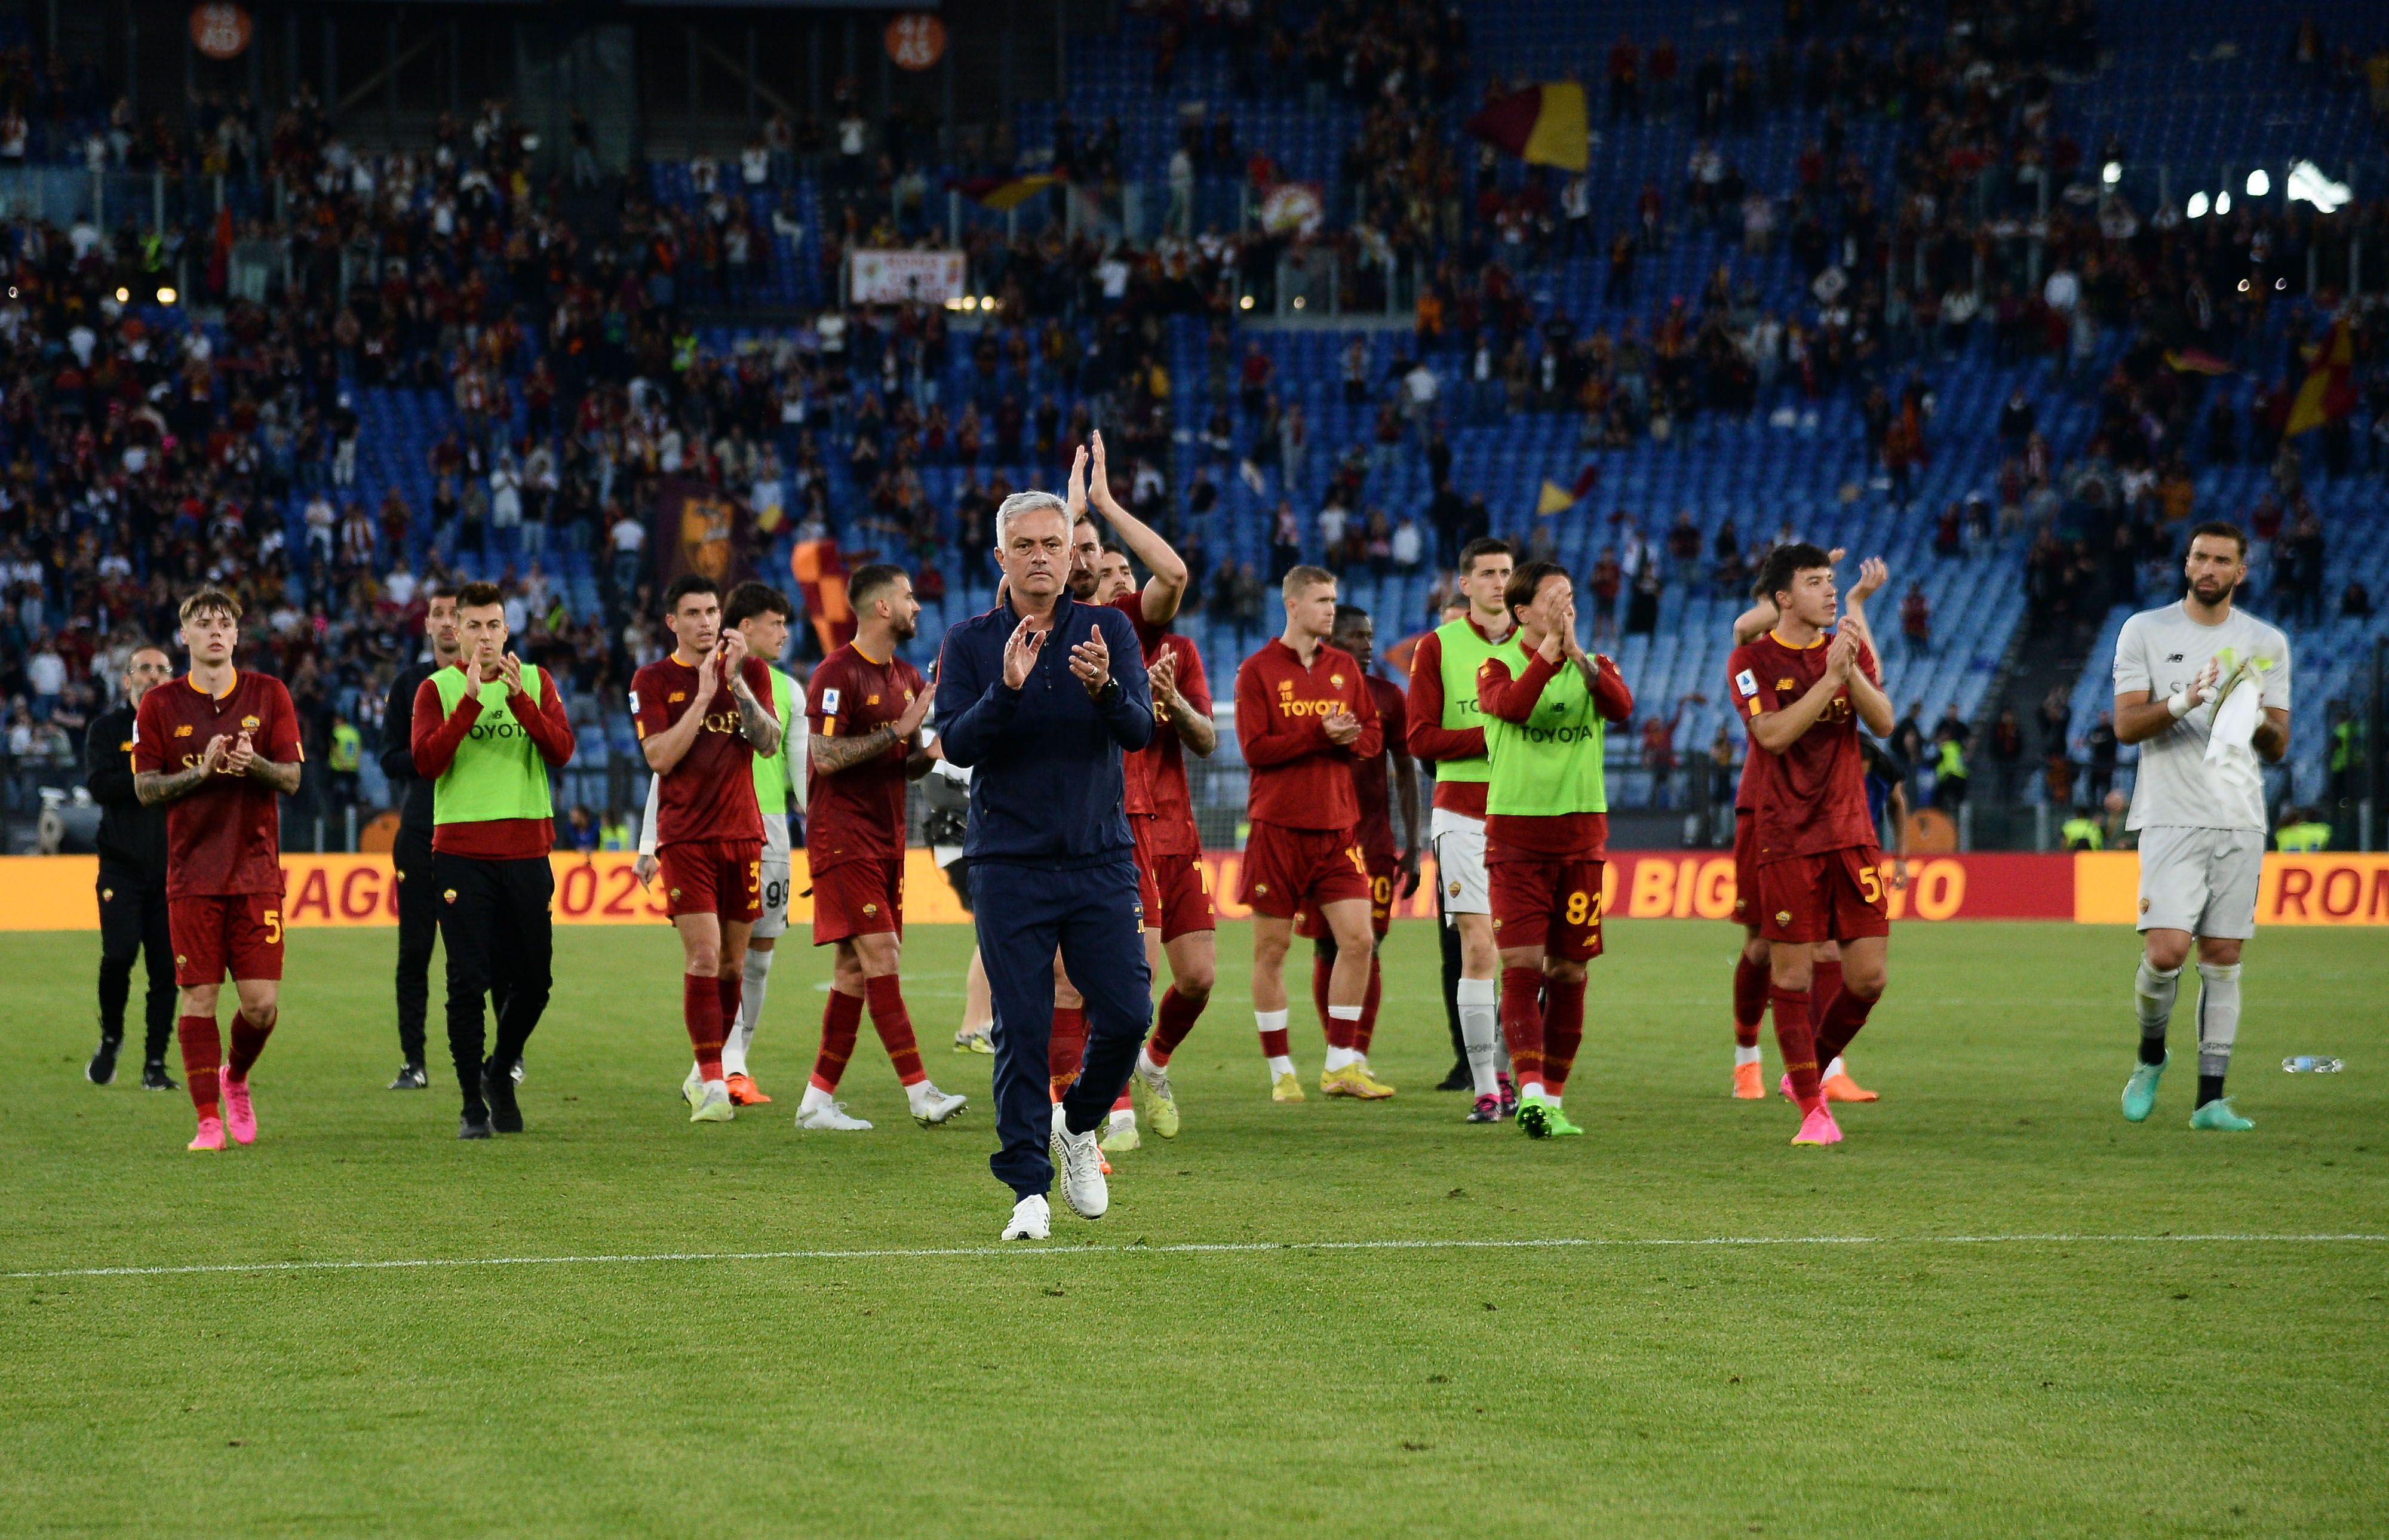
[6,1232,2383,1282]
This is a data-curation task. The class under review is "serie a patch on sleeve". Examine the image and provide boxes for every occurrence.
[820,687,842,716]
[628,691,640,714]
[1734,668,1757,697]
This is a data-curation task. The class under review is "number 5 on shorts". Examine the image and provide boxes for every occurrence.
[1857,865,1883,906]
[263,908,282,945]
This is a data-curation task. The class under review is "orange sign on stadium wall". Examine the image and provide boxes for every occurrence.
[189,3,251,61]
[4,852,2382,932]
[885,14,947,71]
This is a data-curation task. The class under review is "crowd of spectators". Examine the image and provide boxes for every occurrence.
[4,0,2387,844]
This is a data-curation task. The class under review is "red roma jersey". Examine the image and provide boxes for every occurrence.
[132,669,302,897]
[804,643,925,871]
[631,651,775,849]
[1110,594,1169,816]
[1235,638,1383,830]
[1135,631,1211,856]
[1726,630,1878,862]
[1352,673,1408,860]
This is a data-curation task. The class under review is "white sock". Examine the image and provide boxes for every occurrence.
[904,1080,941,1115]
[1545,1093,1562,1109]
[2195,961,2243,1081]
[1324,1046,1356,1071]
[1519,1078,1547,1101]
[799,1083,834,1112]
[1733,1044,1762,1068]
[1823,1055,1846,1080]
[2135,957,2181,1041]
[1267,1054,1295,1077]
[725,947,773,1077]
[1107,1105,1136,1130]
[704,1077,727,1096]
[1458,976,1500,1096]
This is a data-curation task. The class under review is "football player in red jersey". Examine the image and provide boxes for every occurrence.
[131,589,305,1152]
[631,575,784,1124]
[1292,603,1421,1086]
[1034,435,1194,1155]
[793,563,969,1132]
[1236,567,1387,1102]
[1725,551,1885,1102]
[1725,544,1896,1146]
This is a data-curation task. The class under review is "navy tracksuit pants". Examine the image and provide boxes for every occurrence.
[971,855,1153,1200]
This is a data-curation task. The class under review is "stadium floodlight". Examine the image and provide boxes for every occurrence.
[156,287,177,305]
[1292,295,1306,309]
[2186,192,2210,219]
[1239,294,1254,310]
[2285,159,2351,213]
[2245,168,2270,198]
[2101,161,2121,185]
[2215,190,2231,214]
[114,287,128,302]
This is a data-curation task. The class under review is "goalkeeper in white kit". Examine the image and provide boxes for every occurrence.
[2109,524,2291,1132]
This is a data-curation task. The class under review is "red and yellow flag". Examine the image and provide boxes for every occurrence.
[790,539,856,657]
[1463,83,1589,173]
[2283,318,2356,438]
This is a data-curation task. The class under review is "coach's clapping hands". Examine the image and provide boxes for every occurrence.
[1068,625,1112,697]
[1002,616,1048,689]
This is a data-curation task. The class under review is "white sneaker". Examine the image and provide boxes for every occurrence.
[1049,1104,1109,1220]
[680,1061,703,1107]
[1002,1193,1051,1240]
[688,1083,735,1123]
[908,1082,969,1126]
[796,1095,873,1131]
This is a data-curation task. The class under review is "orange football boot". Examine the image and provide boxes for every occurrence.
[725,1072,772,1106]
[1731,1060,1765,1099]
[1820,1065,1878,1103]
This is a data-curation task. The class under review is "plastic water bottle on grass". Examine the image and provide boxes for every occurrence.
[2280,1056,2342,1074]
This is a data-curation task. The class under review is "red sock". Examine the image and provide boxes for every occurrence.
[810,989,863,1093]
[177,1013,221,1117]
[1499,965,1546,1086]
[1811,956,1844,1025]
[1356,954,1382,1056]
[865,973,925,1085]
[717,973,743,1050]
[1257,1018,1291,1059]
[1148,986,1204,1065]
[1731,951,1768,1049]
[1817,987,1877,1066]
[1541,976,1586,1097]
[1310,946,1333,1040]
[227,1008,275,1080]
[684,973,724,1080]
[1770,986,1822,1111]
[1049,1006,1087,1099]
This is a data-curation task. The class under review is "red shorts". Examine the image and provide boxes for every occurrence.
[1489,857,1606,960]
[811,856,904,946]
[169,893,285,987]
[1143,848,1216,942]
[1239,821,1371,920]
[1129,820,1165,928]
[1756,846,1891,944]
[1295,851,1397,939]
[1733,810,1760,930]
[660,839,764,924]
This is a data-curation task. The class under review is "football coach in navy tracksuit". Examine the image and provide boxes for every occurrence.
[934,487,1154,1241]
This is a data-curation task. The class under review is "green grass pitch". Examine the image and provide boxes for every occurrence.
[4,917,2385,1538]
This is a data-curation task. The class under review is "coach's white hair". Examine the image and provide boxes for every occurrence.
[994,490,1070,551]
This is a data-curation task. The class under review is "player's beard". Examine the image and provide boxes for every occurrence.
[2189,576,2232,606]
[1069,570,1098,601]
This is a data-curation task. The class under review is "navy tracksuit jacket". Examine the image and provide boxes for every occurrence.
[934,594,1155,1200]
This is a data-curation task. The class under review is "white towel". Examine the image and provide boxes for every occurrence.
[2203,669,2265,806]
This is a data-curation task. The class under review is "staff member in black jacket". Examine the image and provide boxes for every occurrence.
[84,644,178,1089]
[379,582,459,1089]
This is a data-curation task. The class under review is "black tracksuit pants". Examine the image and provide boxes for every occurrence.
[393,822,440,1066]
[96,861,174,1063]
[433,852,554,1113]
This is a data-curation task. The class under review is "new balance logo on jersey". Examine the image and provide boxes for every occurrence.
[2166,653,2184,662]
